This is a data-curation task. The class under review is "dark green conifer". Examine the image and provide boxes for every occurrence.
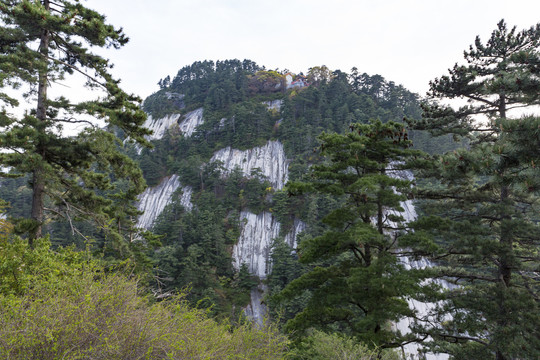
[407,20,540,359]
[278,120,426,349]
[0,0,151,247]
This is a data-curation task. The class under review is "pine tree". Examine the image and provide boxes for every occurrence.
[0,1,151,246]
[277,120,426,349]
[407,20,540,359]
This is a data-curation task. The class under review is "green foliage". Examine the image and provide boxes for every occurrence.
[266,237,307,326]
[276,120,426,348]
[248,70,285,94]
[408,20,540,359]
[130,59,455,344]
[0,238,289,359]
[0,0,151,251]
[143,89,185,121]
[151,183,258,316]
[292,330,402,360]
[158,59,259,112]
[0,235,97,296]
[0,174,32,219]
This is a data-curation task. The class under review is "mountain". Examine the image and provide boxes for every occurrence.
[129,60,455,323]
[0,59,455,356]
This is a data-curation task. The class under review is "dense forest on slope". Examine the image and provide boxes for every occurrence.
[126,59,454,318]
[1,2,538,356]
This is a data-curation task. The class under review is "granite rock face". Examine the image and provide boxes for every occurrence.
[142,107,204,141]
[210,140,289,190]
[233,211,281,279]
[136,175,192,229]
[387,167,449,360]
[263,99,283,112]
[143,114,181,141]
[138,111,300,325]
[178,108,204,137]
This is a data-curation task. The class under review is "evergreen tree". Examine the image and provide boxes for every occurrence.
[277,120,426,349]
[0,1,151,247]
[407,20,540,359]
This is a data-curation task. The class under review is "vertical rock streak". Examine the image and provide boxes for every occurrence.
[387,166,449,360]
[284,219,307,249]
[210,140,289,190]
[143,114,181,141]
[178,108,204,137]
[263,100,283,112]
[143,107,204,141]
[233,211,281,279]
[138,111,296,324]
[136,175,192,229]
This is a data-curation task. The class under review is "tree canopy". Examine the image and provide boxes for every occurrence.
[408,20,540,359]
[278,120,426,349]
[0,0,151,250]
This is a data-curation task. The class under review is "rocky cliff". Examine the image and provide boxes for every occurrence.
[137,108,304,323]
[210,140,289,190]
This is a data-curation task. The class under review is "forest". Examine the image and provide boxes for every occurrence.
[0,1,539,359]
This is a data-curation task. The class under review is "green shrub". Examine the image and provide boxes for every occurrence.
[293,330,402,360]
[0,238,289,359]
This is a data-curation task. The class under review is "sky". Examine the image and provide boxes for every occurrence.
[56,0,540,101]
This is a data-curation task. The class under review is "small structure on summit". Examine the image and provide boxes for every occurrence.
[285,73,309,89]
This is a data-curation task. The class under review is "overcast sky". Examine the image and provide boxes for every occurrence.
[84,0,539,100]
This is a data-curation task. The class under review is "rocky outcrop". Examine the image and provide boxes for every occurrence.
[210,140,289,189]
[233,211,281,279]
[143,114,181,141]
[387,167,448,360]
[284,219,306,249]
[235,211,304,325]
[178,186,193,212]
[142,107,204,141]
[244,284,268,328]
[136,175,192,229]
[263,100,283,112]
[178,108,204,137]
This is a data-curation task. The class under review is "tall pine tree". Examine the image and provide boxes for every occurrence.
[0,1,151,247]
[278,120,426,349]
[407,20,540,359]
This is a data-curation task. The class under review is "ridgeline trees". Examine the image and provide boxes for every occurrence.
[408,20,540,359]
[0,0,150,248]
[278,120,426,349]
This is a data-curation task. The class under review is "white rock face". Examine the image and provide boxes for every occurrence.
[165,92,184,101]
[219,141,297,323]
[395,256,450,360]
[142,107,204,141]
[244,283,268,328]
[233,211,281,279]
[385,163,417,228]
[387,167,449,360]
[235,212,305,324]
[263,100,283,112]
[136,175,192,229]
[210,140,289,189]
[284,219,306,249]
[178,108,204,137]
[143,114,181,141]
[179,186,193,212]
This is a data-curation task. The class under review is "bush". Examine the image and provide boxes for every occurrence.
[0,237,289,359]
[293,330,402,360]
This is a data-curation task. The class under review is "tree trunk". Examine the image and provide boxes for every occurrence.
[29,0,50,245]
[496,93,511,359]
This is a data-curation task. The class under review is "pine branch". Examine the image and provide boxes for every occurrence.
[52,117,99,127]
[433,332,489,346]
[42,53,107,88]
